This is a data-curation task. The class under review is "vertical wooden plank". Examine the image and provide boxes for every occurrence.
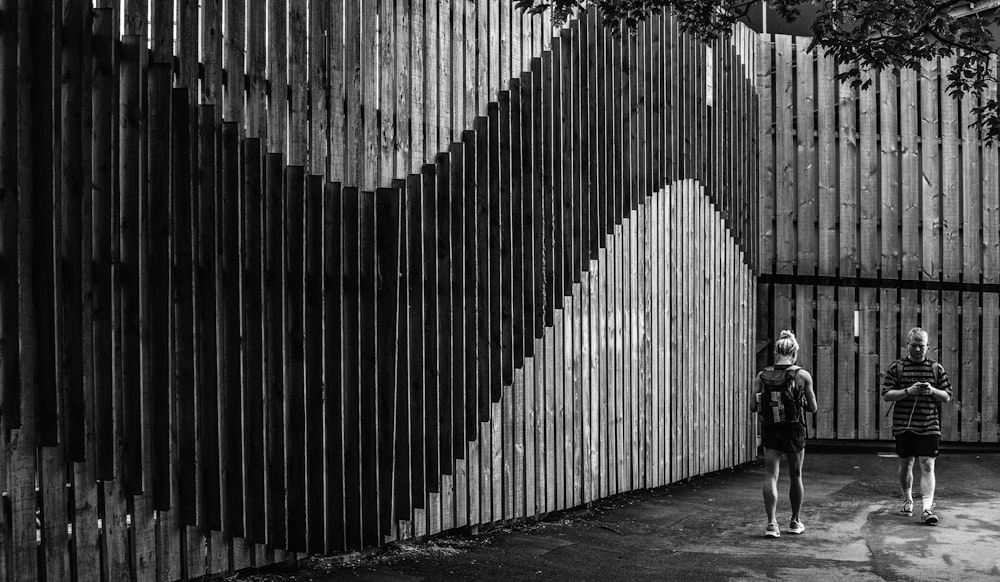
[858,68,879,279]
[461,130,480,525]
[359,190,380,546]
[324,182,346,551]
[309,0,330,175]
[289,0,309,165]
[921,58,941,280]
[225,0,246,122]
[941,57,961,284]
[425,0,439,160]
[983,294,999,443]
[858,287,878,439]
[345,0,361,185]
[374,184,402,540]
[394,0,411,177]
[422,166,441,504]
[305,177,326,550]
[439,0,452,151]
[757,34,774,274]
[221,123,245,538]
[795,40,816,276]
[284,167,307,551]
[838,62,858,277]
[242,139,265,544]
[264,154,287,549]
[405,173,425,523]
[379,0,396,184]
[412,0,426,173]
[815,285,836,438]
[773,35,794,275]
[900,68,920,280]
[961,292,980,442]
[879,288,901,440]
[487,103,503,407]
[837,288,857,440]
[247,0,267,139]
[119,33,144,494]
[879,70,900,279]
[939,291,959,441]
[795,285,816,438]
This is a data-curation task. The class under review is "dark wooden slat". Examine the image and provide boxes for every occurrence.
[119,34,143,488]
[530,58,546,338]
[285,166,307,551]
[358,189,379,546]
[406,172,426,509]
[551,36,566,307]
[374,184,402,535]
[242,138,265,540]
[509,79,526,368]
[462,128,479,438]
[422,165,441,494]
[518,72,536,358]
[264,153,286,548]
[436,152,454,473]
[499,90,516,385]
[147,62,172,508]
[542,50,556,326]
[475,115,492,417]
[305,175,326,551]
[324,181,346,551]
[60,0,86,462]
[487,102,504,401]
[1,0,23,430]
[449,141,467,456]
[197,106,222,530]
[341,186,363,549]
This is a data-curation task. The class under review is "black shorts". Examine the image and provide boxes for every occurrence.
[895,431,940,458]
[761,424,806,454]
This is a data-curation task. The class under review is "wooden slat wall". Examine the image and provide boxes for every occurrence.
[0,3,759,581]
[758,34,1000,444]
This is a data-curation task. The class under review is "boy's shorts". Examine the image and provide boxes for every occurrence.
[895,431,940,458]
[761,424,806,454]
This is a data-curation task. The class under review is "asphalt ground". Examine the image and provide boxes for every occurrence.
[220,446,1000,582]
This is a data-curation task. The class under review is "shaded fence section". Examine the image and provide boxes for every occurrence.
[757,34,1000,444]
[0,1,759,580]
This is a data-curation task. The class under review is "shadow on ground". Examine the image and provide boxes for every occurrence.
[208,450,1000,581]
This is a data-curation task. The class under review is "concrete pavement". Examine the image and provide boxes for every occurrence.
[227,448,1000,581]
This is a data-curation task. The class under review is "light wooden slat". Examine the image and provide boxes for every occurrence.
[900,68,920,280]
[267,0,287,151]
[939,291,959,441]
[795,39,816,275]
[757,34,774,274]
[858,287,878,439]
[879,70,900,277]
[879,288,901,441]
[309,0,330,175]
[815,285,836,438]
[961,292,980,442]
[247,0,267,139]
[858,69,878,278]
[982,294,999,443]
[773,35,795,275]
[920,58,941,280]
[838,62,858,277]
[941,56,961,283]
[425,0,438,161]
[795,285,816,438]
[330,0,346,180]
[345,0,361,185]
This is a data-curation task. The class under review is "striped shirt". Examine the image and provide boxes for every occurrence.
[881,357,952,436]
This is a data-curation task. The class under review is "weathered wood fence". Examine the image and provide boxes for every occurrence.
[758,34,1000,444]
[0,1,759,581]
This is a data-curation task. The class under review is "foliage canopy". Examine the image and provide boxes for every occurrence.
[515,0,1000,141]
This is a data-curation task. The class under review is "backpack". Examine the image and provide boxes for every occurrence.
[758,366,804,427]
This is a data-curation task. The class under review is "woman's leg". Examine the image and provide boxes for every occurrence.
[763,448,782,524]
[786,448,805,520]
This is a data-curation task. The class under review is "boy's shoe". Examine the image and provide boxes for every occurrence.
[764,522,780,538]
[899,499,913,516]
[788,519,805,534]
[921,508,939,525]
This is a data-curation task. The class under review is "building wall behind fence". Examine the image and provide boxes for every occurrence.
[757,33,1000,444]
[0,1,759,580]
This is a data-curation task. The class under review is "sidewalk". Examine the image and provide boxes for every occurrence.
[230,449,1000,581]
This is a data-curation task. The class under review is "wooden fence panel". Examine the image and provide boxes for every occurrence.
[1,5,765,578]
